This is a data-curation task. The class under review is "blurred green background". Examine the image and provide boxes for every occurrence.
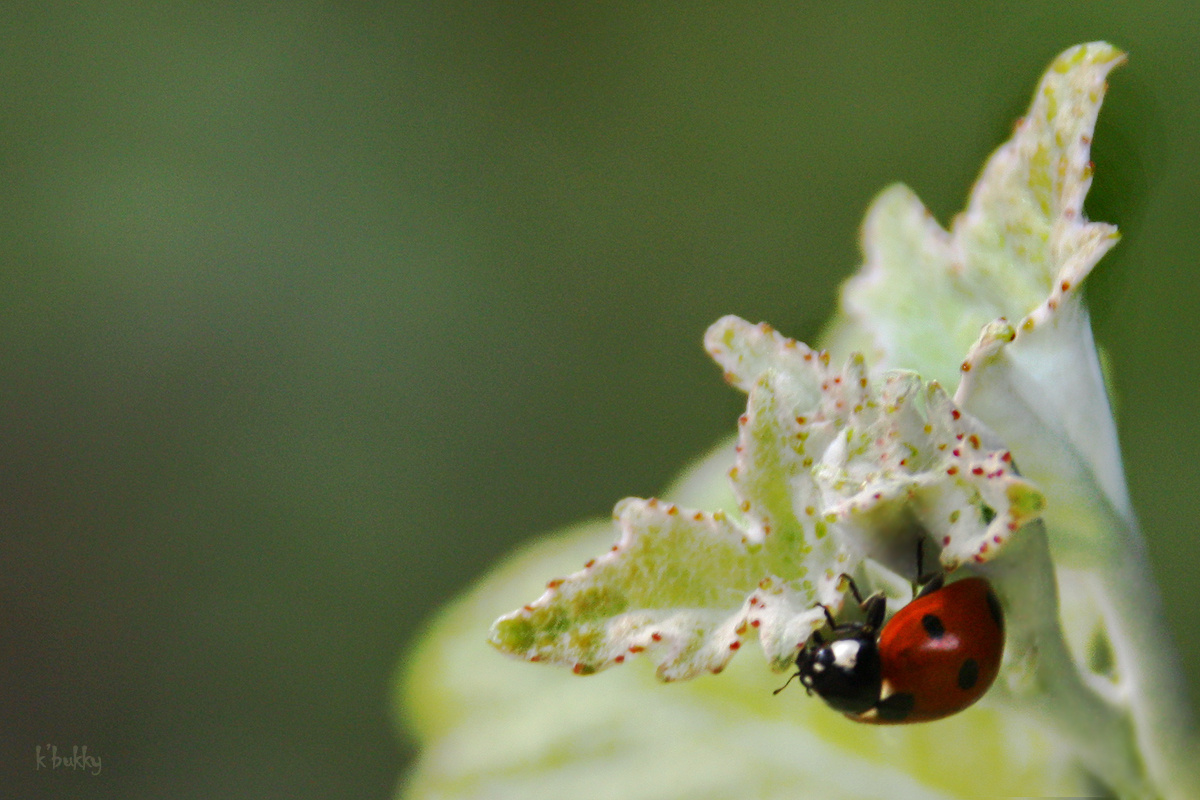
[2,3,1197,798]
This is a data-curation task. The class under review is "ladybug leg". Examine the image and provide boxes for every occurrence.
[913,538,944,597]
[837,573,866,605]
[837,573,888,625]
[815,604,839,631]
[861,593,886,631]
[915,572,945,599]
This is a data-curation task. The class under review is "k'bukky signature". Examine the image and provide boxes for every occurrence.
[35,744,102,776]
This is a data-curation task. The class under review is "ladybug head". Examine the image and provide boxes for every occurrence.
[795,631,883,715]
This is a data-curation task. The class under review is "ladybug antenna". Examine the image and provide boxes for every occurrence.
[773,670,802,696]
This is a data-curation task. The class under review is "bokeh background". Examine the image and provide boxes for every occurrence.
[2,3,1197,798]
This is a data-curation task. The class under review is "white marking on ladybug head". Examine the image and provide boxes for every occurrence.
[830,639,860,671]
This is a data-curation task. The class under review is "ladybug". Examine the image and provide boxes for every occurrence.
[776,552,1005,724]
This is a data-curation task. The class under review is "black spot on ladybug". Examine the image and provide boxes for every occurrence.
[958,658,979,690]
[984,587,1003,631]
[921,613,946,639]
[875,691,916,722]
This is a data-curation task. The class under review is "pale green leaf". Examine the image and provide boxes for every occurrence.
[401,513,1075,800]
[398,42,1200,800]
[490,313,1044,683]
[827,42,1125,392]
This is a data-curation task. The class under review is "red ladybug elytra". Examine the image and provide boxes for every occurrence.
[776,549,1005,724]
